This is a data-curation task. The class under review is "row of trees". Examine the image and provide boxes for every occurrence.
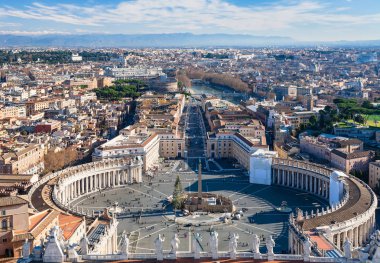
[176,70,191,88]
[44,147,78,174]
[334,98,380,118]
[176,68,251,94]
[184,68,250,93]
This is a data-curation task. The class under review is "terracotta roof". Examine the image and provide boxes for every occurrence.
[30,209,60,238]
[0,196,28,207]
[29,210,50,231]
[335,139,362,147]
[0,174,34,182]
[59,213,84,240]
[331,149,374,160]
[307,232,334,251]
[234,132,254,147]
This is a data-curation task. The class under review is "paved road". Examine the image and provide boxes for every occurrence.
[185,98,208,170]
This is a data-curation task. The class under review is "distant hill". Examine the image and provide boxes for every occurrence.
[0,33,295,48]
[1,33,379,48]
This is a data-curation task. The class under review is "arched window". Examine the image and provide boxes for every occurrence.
[2,219,7,229]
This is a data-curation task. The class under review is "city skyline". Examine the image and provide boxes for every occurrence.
[0,0,379,42]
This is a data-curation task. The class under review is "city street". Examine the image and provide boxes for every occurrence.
[185,98,208,170]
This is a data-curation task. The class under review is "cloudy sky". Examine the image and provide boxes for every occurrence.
[0,0,379,41]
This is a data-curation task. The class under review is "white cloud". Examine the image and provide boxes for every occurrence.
[0,22,20,27]
[0,0,379,37]
[0,30,70,35]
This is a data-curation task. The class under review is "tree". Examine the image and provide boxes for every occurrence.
[309,115,318,128]
[43,147,78,174]
[94,81,141,100]
[172,175,185,209]
[362,100,373,109]
[354,114,365,124]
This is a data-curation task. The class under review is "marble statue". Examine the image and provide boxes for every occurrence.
[371,230,380,259]
[303,236,312,258]
[358,230,380,261]
[170,233,180,257]
[266,235,275,256]
[120,231,129,256]
[43,226,65,263]
[80,234,89,255]
[252,234,260,254]
[209,230,219,259]
[154,234,165,261]
[67,244,79,261]
[229,233,239,259]
[343,238,352,259]
[296,208,303,222]
[22,239,30,260]
[192,233,202,259]
[57,227,66,251]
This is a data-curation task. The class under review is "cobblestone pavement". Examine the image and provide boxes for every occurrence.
[73,169,328,254]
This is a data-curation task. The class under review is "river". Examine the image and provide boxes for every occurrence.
[188,82,248,104]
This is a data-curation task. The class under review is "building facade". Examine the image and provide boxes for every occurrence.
[0,196,29,257]
[0,144,44,175]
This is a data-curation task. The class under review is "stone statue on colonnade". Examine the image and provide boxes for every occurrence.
[154,234,165,261]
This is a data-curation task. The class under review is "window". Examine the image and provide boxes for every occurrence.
[1,211,5,216]
[2,219,7,229]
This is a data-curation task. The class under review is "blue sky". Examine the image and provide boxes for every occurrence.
[0,0,379,41]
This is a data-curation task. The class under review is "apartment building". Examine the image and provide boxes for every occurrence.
[35,120,62,133]
[0,144,44,175]
[285,111,317,129]
[369,161,380,189]
[158,132,185,159]
[330,149,375,174]
[300,133,373,173]
[92,131,160,171]
[206,131,268,170]
[25,100,50,116]
[0,196,29,257]
[0,106,26,120]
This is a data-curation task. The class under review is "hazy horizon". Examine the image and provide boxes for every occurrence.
[0,0,380,42]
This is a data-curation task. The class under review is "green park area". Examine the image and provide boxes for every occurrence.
[94,79,146,100]
[298,98,380,135]
[364,115,380,127]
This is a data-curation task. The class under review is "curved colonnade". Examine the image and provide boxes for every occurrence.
[272,158,335,201]
[27,157,143,218]
[28,155,377,260]
[271,158,377,255]
[53,157,143,216]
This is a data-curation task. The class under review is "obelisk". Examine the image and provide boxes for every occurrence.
[198,159,202,204]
